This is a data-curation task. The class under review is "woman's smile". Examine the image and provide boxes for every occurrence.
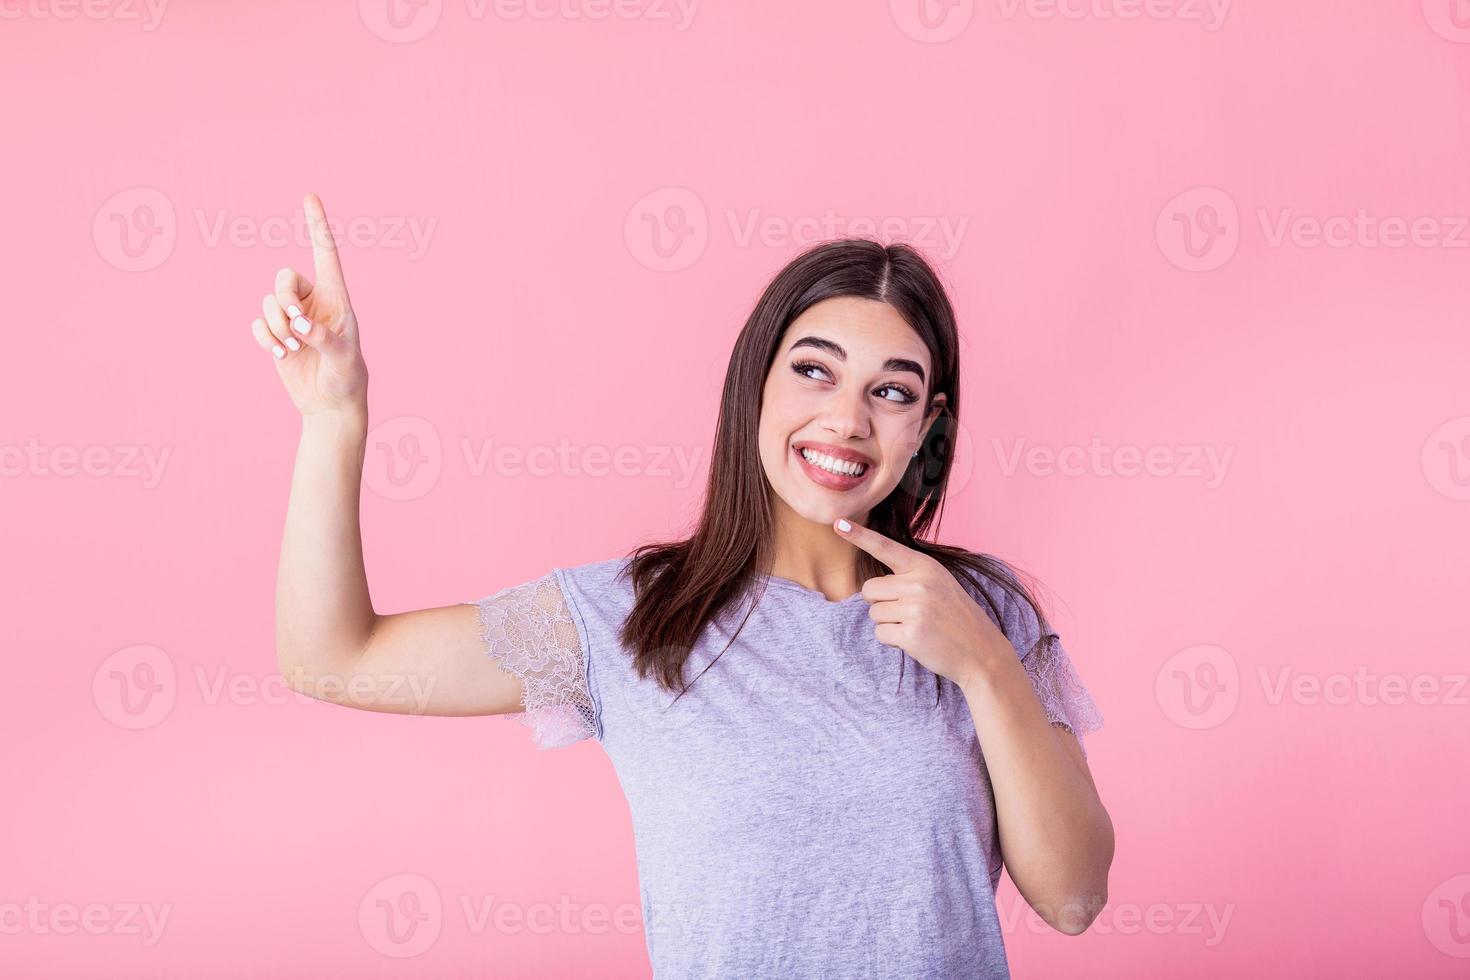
[791,441,876,491]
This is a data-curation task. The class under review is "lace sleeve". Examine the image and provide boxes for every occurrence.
[469,572,597,750]
[1021,634,1104,759]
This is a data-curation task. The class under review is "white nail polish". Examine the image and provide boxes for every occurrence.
[287,305,302,318]
[272,344,286,359]
[284,337,301,351]
[292,316,312,335]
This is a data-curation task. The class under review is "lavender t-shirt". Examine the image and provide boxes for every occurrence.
[469,555,1103,979]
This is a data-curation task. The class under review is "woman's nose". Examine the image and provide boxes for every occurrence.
[820,389,871,440]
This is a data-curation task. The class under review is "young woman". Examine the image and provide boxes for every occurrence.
[257,192,1112,978]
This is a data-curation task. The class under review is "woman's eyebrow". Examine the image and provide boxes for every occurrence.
[788,335,926,385]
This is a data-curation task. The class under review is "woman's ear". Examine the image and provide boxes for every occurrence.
[920,392,948,442]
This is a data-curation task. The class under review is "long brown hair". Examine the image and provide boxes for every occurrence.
[616,238,1059,705]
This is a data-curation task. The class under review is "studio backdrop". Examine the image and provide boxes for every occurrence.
[2,1,1467,977]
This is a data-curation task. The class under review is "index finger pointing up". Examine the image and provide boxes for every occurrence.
[303,191,347,291]
[834,518,922,574]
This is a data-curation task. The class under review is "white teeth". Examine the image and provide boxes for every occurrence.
[799,448,867,477]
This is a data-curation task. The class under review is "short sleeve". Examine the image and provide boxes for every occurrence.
[964,567,1104,759]
[467,571,597,750]
[1020,633,1104,758]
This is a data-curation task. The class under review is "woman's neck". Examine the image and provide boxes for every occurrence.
[766,498,867,601]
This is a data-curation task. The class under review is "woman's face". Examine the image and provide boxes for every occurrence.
[758,295,946,527]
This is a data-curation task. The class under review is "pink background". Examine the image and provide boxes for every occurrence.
[3,0,1468,976]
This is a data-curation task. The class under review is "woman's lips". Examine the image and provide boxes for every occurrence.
[792,444,873,491]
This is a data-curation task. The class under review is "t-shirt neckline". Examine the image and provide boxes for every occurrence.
[756,572,866,606]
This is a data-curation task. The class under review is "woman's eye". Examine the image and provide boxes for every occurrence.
[792,360,830,382]
[876,384,918,405]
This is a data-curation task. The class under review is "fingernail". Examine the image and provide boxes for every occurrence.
[292,316,312,335]
[284,337,301,351]
[272,344,286,359]
[287,305,303,318]
[836,519,851,532]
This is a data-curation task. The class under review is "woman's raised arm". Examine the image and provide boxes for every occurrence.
[255,192,525,717]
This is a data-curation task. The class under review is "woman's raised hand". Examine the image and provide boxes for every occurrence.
[250,192,369,417]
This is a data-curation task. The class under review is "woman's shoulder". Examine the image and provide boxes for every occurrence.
[936,549,1055,655]
[553,553,636,591]
[550,554,642,625]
